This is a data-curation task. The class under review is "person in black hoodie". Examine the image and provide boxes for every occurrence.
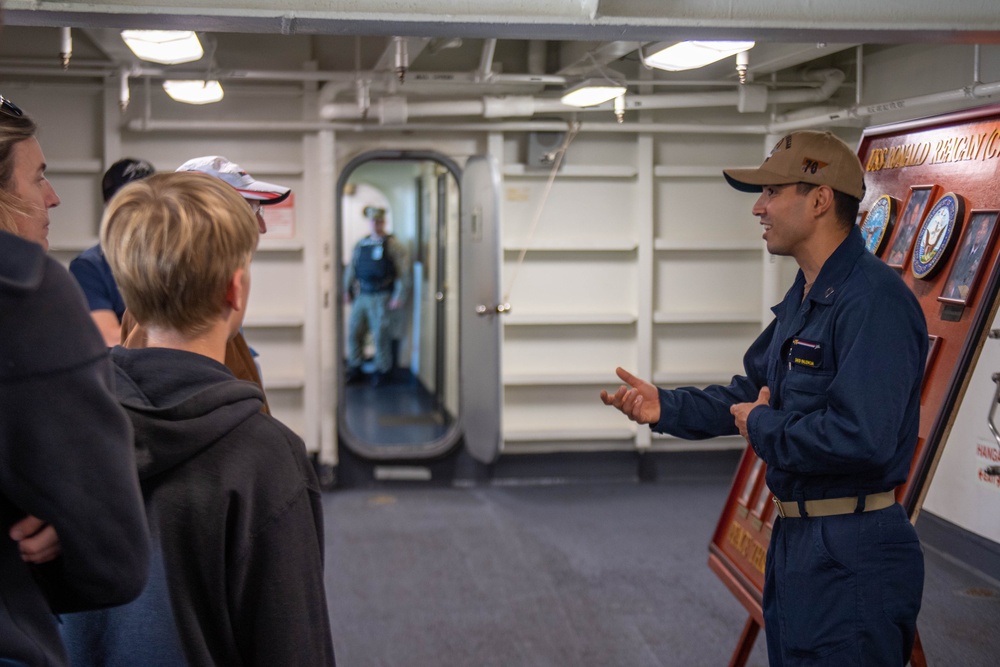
[1,93,149,667]
[60,171,335,666]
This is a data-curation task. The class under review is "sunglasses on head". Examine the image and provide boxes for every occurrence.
[0,95,24,118]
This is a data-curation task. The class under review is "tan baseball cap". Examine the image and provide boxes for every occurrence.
[723,130,866,200]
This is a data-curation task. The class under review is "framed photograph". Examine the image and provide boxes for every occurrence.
[886,185,937,269]
[860,194,898,256]
[939,209,1000,305]
[912,192,965,280]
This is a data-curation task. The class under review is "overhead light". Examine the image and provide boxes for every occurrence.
[121,30,204,65]
[643,41,755,72]
[162,80,224,105]
[561,78,627,108]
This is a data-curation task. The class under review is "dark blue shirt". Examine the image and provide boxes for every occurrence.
[69,244,126,320]
[653,226,927,501]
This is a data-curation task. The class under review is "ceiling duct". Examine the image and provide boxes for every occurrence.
[319,69,846,123]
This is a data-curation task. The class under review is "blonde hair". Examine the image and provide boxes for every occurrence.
[0,104,36,189]
[101,171,259,335]
[0,99,37,235]
[0,190,24,235]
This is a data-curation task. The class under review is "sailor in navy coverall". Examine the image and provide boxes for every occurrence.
[602,131,927,666]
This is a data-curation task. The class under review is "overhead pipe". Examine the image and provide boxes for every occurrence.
[770,47,999,132]
[319,69,846,123]
[0,58,570,87]
[478,38,498,81]
[770,78,1000,132]
[126,117,767,135]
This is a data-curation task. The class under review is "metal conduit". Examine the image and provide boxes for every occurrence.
[318,69,846,122]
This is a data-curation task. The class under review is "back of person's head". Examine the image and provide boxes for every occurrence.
[0,94,36,192]
[101,171,259,336]
[102,157,155,203]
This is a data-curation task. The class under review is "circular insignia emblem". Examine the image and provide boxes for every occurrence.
[912,192,964,279]
[860,194,897,256]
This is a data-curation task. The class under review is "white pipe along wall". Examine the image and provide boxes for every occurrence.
[318,70,847,123]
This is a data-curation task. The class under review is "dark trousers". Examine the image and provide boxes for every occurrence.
[762,503,923,666]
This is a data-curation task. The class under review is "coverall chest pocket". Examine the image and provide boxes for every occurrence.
[781,368,835,414]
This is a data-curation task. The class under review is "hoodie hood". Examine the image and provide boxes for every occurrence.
[110,346,264,480]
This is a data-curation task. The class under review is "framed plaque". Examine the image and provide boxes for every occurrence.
[926,334,941,369]
[886,185,937,269]
[860,194,898,256]
[912,192,964,279]
[938,209,1000,305]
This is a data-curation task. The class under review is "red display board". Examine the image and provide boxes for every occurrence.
[709,104,1000,667]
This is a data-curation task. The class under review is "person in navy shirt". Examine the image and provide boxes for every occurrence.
[70,158,155,345]
[602,131,927,666]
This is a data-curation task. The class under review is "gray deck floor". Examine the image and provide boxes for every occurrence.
[323,479,1000,666]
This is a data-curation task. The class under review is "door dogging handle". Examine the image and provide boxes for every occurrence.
[988,373,1000,448]
[475,303,511,316]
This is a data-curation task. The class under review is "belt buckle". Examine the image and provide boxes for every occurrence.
[772,496,786,519]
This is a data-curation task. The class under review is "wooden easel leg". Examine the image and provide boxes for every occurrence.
[909,628,927,667]
[728,616,761,667]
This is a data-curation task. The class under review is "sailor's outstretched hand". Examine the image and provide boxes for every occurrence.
[600,367,661,425]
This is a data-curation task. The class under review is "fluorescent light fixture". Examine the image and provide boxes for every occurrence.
[561,78,627,108]
[162,80,224,105]
[644,41,755,72]
[121,30,204,65]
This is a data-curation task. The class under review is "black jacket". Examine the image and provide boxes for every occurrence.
[0,231,149,666]
[61,346,335,666]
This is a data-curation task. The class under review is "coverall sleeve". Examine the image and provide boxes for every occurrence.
[746,288,926,475]
[653,319,775,439]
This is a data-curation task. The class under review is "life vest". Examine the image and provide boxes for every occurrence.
[353,234,396,293]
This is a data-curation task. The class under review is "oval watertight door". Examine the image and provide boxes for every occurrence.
[460,155,503,464]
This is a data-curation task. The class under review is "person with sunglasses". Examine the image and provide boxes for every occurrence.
[0,94,150,666]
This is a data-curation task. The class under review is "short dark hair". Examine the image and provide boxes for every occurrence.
[796,182,861,229]
[102,158,155,203]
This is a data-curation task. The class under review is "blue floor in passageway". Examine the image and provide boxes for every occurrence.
[343,368,453,445]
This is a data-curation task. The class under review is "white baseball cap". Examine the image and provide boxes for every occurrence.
[176,155,291,205]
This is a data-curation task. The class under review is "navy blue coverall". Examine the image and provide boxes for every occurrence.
[654,226,927,665]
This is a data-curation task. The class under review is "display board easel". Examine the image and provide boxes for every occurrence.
[710,104,1000,666]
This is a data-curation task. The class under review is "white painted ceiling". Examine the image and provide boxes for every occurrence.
[2,1,999,129]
